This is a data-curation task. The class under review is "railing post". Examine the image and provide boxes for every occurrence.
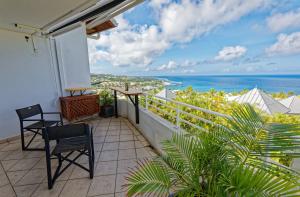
[176,104,180,129]
[145,94,148,110]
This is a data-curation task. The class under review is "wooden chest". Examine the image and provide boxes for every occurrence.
[60,94,99,121]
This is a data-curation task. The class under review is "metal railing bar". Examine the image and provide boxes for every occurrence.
[180,119,208,132]
[143,93,231,119]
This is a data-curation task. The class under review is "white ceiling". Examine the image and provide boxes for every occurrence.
[0,0,96,31]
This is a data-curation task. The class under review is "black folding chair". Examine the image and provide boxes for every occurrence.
[16,104,63,151]
[43,123,94,189]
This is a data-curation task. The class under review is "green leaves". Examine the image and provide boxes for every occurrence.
[219,165,300,197]
[126,160,172,197]
[125,104,300,196]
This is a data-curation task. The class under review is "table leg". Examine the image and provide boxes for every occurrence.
[135,95,139,124]
[114,90,118,118]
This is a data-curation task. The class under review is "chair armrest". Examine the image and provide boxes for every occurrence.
[22,119,44,122]
[43,112,63,125]
[43,112,61,115]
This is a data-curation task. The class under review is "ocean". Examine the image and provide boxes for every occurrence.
[157,75,300,94]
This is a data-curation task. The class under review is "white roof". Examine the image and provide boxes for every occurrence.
[155,88,176,100]
[234,88,290,115]
[280,96,300,114]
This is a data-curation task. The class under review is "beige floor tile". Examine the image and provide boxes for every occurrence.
[0,151,10,160]
[0,184,16,197]
[9,158,40,171]
[120,135,134,142]
[120,130,132,135]
[94,143,103,152]
[115,174,127,193]
[94,161,117,176]
[94,137,105,143]
[0,143,20,152]
[99,151,118,162]
[24,151,44,159]
[115,192,127,197]
[0,173,10,187]
[2,150,27,161]
[1,160,18,171]
[87,175,116,196]
[44,165,74,182]
[117,159,138,174]
[94,130,107,137]
[77,151,100,164]
[105,136,120,143]
[118,149,136,160]
[102,142,119,151]
[60,178,91,197]
[119,141,134,150]
[32,181,66,197]
[33,157,58,169]
[6,170,28,185]
[14,184,39,197]
[134,141,145,149]
[16,168,46,185]
[94,194,114,197]
[0,163,4,174]
[106,130,120,136]
[136,148,153,159]
[69,164,90,179]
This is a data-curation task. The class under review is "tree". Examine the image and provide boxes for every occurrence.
[125,104,300,197]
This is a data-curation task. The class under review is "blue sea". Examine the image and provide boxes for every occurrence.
[156,75,300,94]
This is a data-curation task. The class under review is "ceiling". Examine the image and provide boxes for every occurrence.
[0,0,97,32]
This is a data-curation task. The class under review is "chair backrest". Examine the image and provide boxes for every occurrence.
[45,123,90,141]
[16,104,43,120]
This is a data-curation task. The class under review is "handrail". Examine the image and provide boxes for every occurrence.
[141,92,231,131]
[144,93,231,119]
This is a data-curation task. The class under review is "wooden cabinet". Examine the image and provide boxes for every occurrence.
[60,94,99,121]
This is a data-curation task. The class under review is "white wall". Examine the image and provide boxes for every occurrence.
[54,25,91,96]
[0,29,61,139]
[118,99,176,153]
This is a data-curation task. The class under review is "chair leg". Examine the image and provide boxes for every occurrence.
[20,129,25,150]
[88,147,94,179]
[45,144,53,189]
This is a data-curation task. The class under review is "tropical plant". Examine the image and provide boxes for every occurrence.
[126,104,300,197]
[98,89,113,106]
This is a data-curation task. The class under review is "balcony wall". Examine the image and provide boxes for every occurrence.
[117,99,177,153]
[0,29,61,139]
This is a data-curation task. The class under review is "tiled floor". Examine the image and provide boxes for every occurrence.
[0,117,157,197]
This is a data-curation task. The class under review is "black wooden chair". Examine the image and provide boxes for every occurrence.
[16,104,63,151]
[43,123,94,189]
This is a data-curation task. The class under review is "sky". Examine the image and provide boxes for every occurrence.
[88,0,300,76]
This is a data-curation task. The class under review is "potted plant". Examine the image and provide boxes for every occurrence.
[98,89,114,118]
[125,104,300,196]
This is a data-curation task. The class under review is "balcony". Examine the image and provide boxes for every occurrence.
[0,116,157,196]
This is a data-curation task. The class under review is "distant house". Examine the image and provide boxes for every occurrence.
[155,88,176,100]
[233,88,290,115]
[280,96,300,115]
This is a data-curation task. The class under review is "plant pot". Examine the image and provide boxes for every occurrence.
[99,105,114,118]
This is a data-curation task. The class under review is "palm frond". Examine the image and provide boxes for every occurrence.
[219,165,300,197]
[125,159,172,197]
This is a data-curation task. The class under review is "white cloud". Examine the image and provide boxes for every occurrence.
[156,60,178,70]
[266,32,300,55]
[89,0,268,67]
[181,60,198,67]
[149,0,170,8]
[215,46,247,61]
[159,0,267,42]
[183,69,195,74]
[88,17,169,67]
[267,8,300,32]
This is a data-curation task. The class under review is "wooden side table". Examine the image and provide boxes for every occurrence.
[60,94,99,121]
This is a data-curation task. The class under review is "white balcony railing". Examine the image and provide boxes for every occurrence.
[140,93,231,132]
